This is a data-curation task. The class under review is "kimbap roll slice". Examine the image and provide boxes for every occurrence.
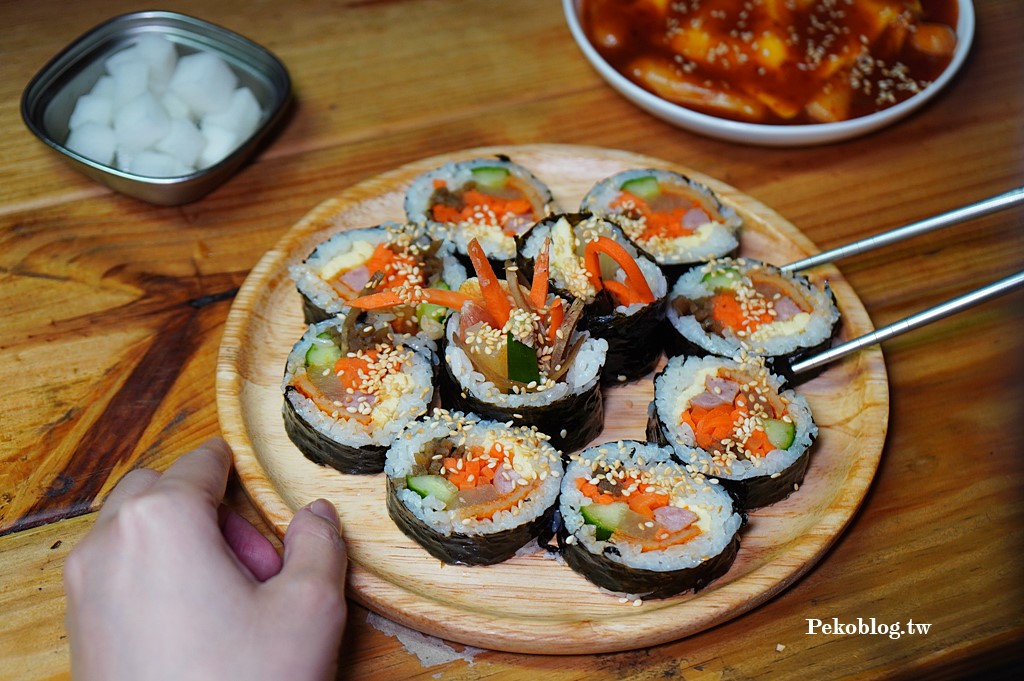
[517,212,668,383]
[404,156,553,264]
[385,409,564,565]
[282,313,435,474]
[647,354,817,509]
[559,440,742,599]
[666,257,840,378]
[348,237,608,454]
[289,223,467,340]
[580,169,741,280]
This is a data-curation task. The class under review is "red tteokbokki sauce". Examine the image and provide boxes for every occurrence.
[580,0,960,125]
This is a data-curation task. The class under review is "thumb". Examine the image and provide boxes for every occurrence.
[263,500,348,679]
[278,499,348,588]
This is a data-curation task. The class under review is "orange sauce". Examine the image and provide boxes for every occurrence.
[581,0,959,125]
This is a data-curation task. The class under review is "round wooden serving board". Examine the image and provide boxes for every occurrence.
[216,144,888,655]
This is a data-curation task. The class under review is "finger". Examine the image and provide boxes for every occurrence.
[277,499,347,587]
[218,505,283,582]
[98,468,160,523]
[151,437,233,511]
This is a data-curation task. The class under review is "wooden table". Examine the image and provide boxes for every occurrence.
[2,1,1021,678]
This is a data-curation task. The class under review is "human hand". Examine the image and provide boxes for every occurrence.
[64,437,348,681]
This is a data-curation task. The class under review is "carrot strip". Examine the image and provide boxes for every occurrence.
[430,189,533,231]
[603,280,641,306]
[743,429,772,457]
[582,240,605,293]
[290,374,373,424]
[639,525,702,552]
[575,477,615,504]
[363,243,395,276]
[583,236,656,304]
[710,291,773,331]
[612,190,701,239]
[345,290,404,310]
[546,297,564,345]
[346,287,470,311]
[626,490,670,519]
[467,238,511,327]
[333,353,376,391]
[530,238,551,309]
[418,288,472,310]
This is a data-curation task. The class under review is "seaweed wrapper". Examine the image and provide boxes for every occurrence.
[387,477,557,565]
[437,358,604,455]
[645,402,813,510]
[282,388,388,474]
[583,294,666,384]
[557,527,740,599]
[516,212,667,384]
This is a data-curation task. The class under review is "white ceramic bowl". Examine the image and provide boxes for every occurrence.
[563,0,975,147]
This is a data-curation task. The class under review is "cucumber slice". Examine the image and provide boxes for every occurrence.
[620,176,661,200]
[506,333,540,384]
[304,332,343,368]
[764,418,796,450]
[701,267,741,291]
[406,474,459,507]
[470,166,510,189]
[580,501,630,541]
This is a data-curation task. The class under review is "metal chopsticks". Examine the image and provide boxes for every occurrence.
[781,186,1024,273]
[768,187,1024,379]
[788,269,1024,377]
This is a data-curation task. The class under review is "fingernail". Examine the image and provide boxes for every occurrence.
[308,498,340,527]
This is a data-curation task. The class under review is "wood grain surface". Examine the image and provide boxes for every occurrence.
[2,0,1022,679]
[217,145,888,653]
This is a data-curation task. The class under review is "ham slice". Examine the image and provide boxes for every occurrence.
[689,375,740,408]
[682,207,711,230]
[654,505,698,532]
[494,467,522,495]
[338,265,371,293]
[773,295,802,321]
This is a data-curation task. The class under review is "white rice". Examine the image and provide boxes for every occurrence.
[652,354,817,481]
[403,158,553,262]
[282,316,435,448]
[385,411,563,536]
[580,169,742,265]
[560,440,741,571]
[289,223,467,339]
[667,257,839,357]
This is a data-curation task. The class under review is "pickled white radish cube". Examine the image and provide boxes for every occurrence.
[69,93,114,129]
[108,59,150,107]
[91,75,115,99]
[155,117,206,168]
[104,44,137,73]
[113,93,171,153]
[129,150,191,178]
[133,34,177,92]
[66,122,117,165]
[201,87,262,142]
[160,91,192,121]
[168,52,238,116]
[114,147,135,172]
[198,123,238,167]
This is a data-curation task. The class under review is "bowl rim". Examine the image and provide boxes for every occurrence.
[562,0,976,146]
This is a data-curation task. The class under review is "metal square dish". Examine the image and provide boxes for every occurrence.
[21,11,292,205]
